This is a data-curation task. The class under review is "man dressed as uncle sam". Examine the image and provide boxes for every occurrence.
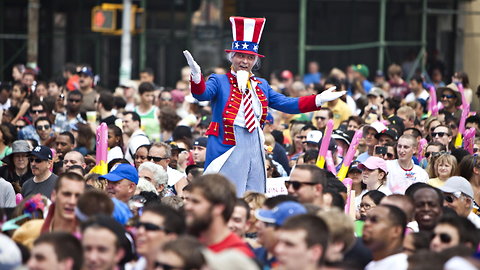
[183,16,345,196]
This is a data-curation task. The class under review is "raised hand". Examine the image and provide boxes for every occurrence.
[183,50,202,83]
[316,86,347,106]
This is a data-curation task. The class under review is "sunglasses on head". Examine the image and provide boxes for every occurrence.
[284,180,316,190]
[36,124,50,131]
[441,94,456,99]
[29,157,45,163]
[147,156,168,162]
[135,221,169,232]
[433,233,452,244]
[432,132,448,138]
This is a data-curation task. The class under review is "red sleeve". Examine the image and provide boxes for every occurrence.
[298,95,318,113]
[190,75,206,95]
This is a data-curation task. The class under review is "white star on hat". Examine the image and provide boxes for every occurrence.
[253,45,258,51]
[234,42,240,49]
[242,43,249,49]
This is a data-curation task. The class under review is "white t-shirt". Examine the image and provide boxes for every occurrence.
[405,89,430,103]
[365,253,408,270]
[386,160,429,194]
[167,166,186,186]
[467,212,480,229]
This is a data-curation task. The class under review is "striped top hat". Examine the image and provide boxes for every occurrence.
[225,16,266,58]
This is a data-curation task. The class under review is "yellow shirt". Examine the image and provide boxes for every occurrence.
[328,99,352,129]
[428,177,446,188]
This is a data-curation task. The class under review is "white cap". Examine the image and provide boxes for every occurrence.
[363,121,387,134]
[439,176,474,198]
[305,130,323,144]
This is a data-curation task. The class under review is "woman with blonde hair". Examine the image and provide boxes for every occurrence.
[428,153,457,188]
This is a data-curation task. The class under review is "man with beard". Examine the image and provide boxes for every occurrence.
[412,186,444,232]
[78,66,98,112]
[184,173,253,257]
[41,172,85,233]
[22,146,58,199]
[130,202,185,270]
[362,205,408,270]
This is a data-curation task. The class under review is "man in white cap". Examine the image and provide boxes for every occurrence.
[356,121,387,163]
[439,176,480,228]
[183,16,345,196]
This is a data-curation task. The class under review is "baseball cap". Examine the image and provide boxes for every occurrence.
[358,156,388,174]
[193,137,208,148]
[318,137,338,152]
[304,130,323,145]
[363,121,387,134]
[30,145,52,160]
[255,201,307,226]
[99,163,139,185]
[332,129,353,146]
[198,115,212,128]
[265,112,274,125]
[348,162,362,174]
[352,64,369,78]
[78,66,94,77]
[439,176,474,198]
[375,129,398,141]
[281,70,294,80]
[367,87,385,98]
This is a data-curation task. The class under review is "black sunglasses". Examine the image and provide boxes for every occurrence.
[433,233,452,244]
[36,124,50,131]
[441,94,456,99]
[425,152,438,158]
[284,180,316,190]
[29,157,45,163]
[385,153,395,159]
[135,221,169,232]
[432,132,449,138]
[147,156,168,162]
[31,109,44,114]
[68,98,82,103]
[153,261,185,270]
[315,116,327,120]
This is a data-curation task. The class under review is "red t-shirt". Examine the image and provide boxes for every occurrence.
[208,232,254,258]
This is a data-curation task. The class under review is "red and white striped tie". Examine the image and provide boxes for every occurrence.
[243,88,256,133]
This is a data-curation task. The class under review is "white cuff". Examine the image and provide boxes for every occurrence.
[315,94,323,107]
[191,73,201,84]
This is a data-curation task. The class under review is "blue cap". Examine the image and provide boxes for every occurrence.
[30,146,52,160]
[265,112,274,125]
[78,66,94,77]
[255,201,307,226]
[99,164,139,184]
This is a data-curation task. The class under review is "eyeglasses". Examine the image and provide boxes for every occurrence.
[359,203,373,210]
[444,192,463,203]
[147,156,168,162]
[441,94,456,99]
[31,109,44,114]
[29,157,45,163]
[135,221,169,232]
[433,233,452,244]
[36,124,50,131]
[432,132,449,138]
[68,99,81,103]
[315,116,327,121]
[284,180,316,190]
[153,261,185,270]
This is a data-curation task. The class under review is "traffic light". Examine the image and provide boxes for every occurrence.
[91,4,144,34]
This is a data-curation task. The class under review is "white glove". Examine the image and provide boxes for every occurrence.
[315,86,346,107]
[183,50,202,84]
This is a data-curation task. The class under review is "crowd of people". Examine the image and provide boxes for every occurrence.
[1,17,480,269]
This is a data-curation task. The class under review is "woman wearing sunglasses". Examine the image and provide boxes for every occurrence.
[427,153,457,188]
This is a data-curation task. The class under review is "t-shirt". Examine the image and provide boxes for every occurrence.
[22,173,58,199]
[0,178,16,207]
[405,89,430,103]
[80,89,98,113]
[388,80,409,98]
[328,99,352,129]
[208,232,254,258]
[427,177,446,188]
[365,253,408,270]
[386,160,429,194]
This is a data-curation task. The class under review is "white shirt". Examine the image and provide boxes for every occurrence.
[232,71,262,129]
[125,130,151,163]
[365,253,408,270]
[405,89,430,103]
[386,160,429,194]
[467,212,480,229]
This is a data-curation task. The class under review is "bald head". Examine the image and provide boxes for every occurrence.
[380,194,414,221]
[63,151,86,170]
